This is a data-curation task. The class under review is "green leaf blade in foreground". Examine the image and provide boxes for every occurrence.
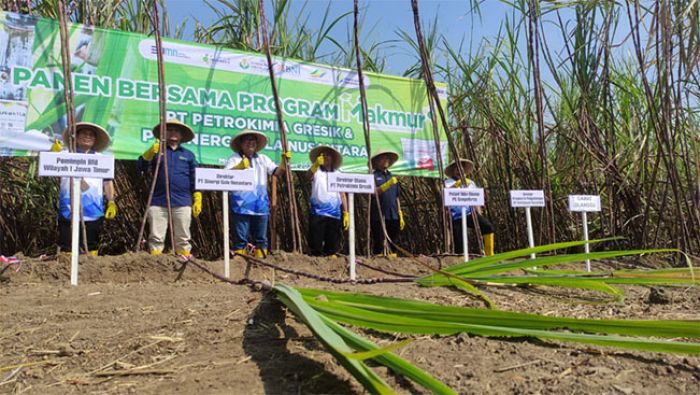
[304,294,700,355]
[323,317,456,395]
[272,284,395,395]
[419,238,621,283]
[299,288,700,339]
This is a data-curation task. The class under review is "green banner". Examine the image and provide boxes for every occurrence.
[0,11,448,176]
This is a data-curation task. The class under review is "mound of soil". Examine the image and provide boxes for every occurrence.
[1,252,699,394]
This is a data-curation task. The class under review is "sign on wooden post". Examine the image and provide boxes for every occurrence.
[38,152,115,286]
[328,173,376,280]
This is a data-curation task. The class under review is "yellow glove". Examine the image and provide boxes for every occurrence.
[379,176,398,193]
[50,138,62,152]
[232,156,249,170]
[342,211,349,230]
[452,179,463,187]
[192,192,202,218]
[279,151,291,169]
[142,141,160,161]
[310,154,324,173]
[399,210,405,231]
[105,201,117,220]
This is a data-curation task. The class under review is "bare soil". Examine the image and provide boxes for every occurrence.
[1,252,699,394]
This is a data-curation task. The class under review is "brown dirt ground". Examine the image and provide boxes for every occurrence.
[1,252,699,394]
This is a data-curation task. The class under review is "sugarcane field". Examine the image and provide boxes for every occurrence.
[0,1,699,394]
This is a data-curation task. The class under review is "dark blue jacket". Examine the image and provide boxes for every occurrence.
[137,145,197,207]
[371,169,400,220]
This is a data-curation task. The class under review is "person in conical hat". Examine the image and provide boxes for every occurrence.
[50,122,116,256]
[306,145,348,257]
[369,149,404,257]
[137,119,201,257]
[225,129,291,258]
[444,158,495,256]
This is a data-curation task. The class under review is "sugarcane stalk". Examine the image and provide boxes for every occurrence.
[352,0,393,256]
[410,0,480,253]
[257,0,302,253]
[133,0,174,253]
[57,0,90,254]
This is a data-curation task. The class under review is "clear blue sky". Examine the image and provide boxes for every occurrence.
[164,0,635,80]
[164,1,542,74]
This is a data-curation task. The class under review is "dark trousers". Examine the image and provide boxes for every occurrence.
[452,212,494,254]
[371,218,400,255]
[308,215,341,256]
[58,217,103,252]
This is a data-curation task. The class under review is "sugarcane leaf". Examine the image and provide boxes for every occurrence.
[300,288,700,339]
[272,285,395,395]
[340,339,413,360]
[419,238,621,284]
[322,316,457,395]
[302,294,700,355]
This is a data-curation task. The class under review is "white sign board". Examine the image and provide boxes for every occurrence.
[444,188,485,207]
[510,190,545,208]
[38,152,114,179]
[327,173,375,194]
[569,195,601,212]
[195,168,255,191]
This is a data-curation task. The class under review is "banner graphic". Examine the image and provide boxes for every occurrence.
[0,11,448,176]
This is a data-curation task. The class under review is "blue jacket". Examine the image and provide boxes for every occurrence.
[137,145,197,207]
[371,169,400,220]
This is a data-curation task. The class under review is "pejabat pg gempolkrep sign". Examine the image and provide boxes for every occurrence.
[0,11,448,177]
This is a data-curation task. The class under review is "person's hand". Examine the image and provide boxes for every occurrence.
[342,211,349,230]
[279,150,292,169]
[452,179,463,187]
[233,156,249,170]
[379,176,398,193]
[310,154,324,173]
[399,210,405,231]
[142,141,160,161]
[50,138,62,152]
[105,201,117,220]
[192,192,202,218]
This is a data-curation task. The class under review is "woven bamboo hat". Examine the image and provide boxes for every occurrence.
[445,158,474,178]
[151,119,195,143]
[309,145,342,168]
[370,149,399,168]
[62,122,111,152]
[230,129,268,152]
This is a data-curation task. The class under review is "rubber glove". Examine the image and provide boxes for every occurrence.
[232,156,249,170]
[142,141,160,161]
[310,154,324,173]
[50,139,62,152]
[399,210,405,231]
[192,192,202,218]
[342,211,349,230]
[379,176,398,193]
[105,201,117,220]
[452,179,463,187]
[279,151,292,170]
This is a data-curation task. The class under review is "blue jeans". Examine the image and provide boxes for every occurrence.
[232,213,269,250]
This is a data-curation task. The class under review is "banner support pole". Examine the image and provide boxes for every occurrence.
[349,193,356,280]
[582,211,590,272]
[223,191,230,278]
[70,178,80,286]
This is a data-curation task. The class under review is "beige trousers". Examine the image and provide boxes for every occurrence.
[147,206,192,253]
